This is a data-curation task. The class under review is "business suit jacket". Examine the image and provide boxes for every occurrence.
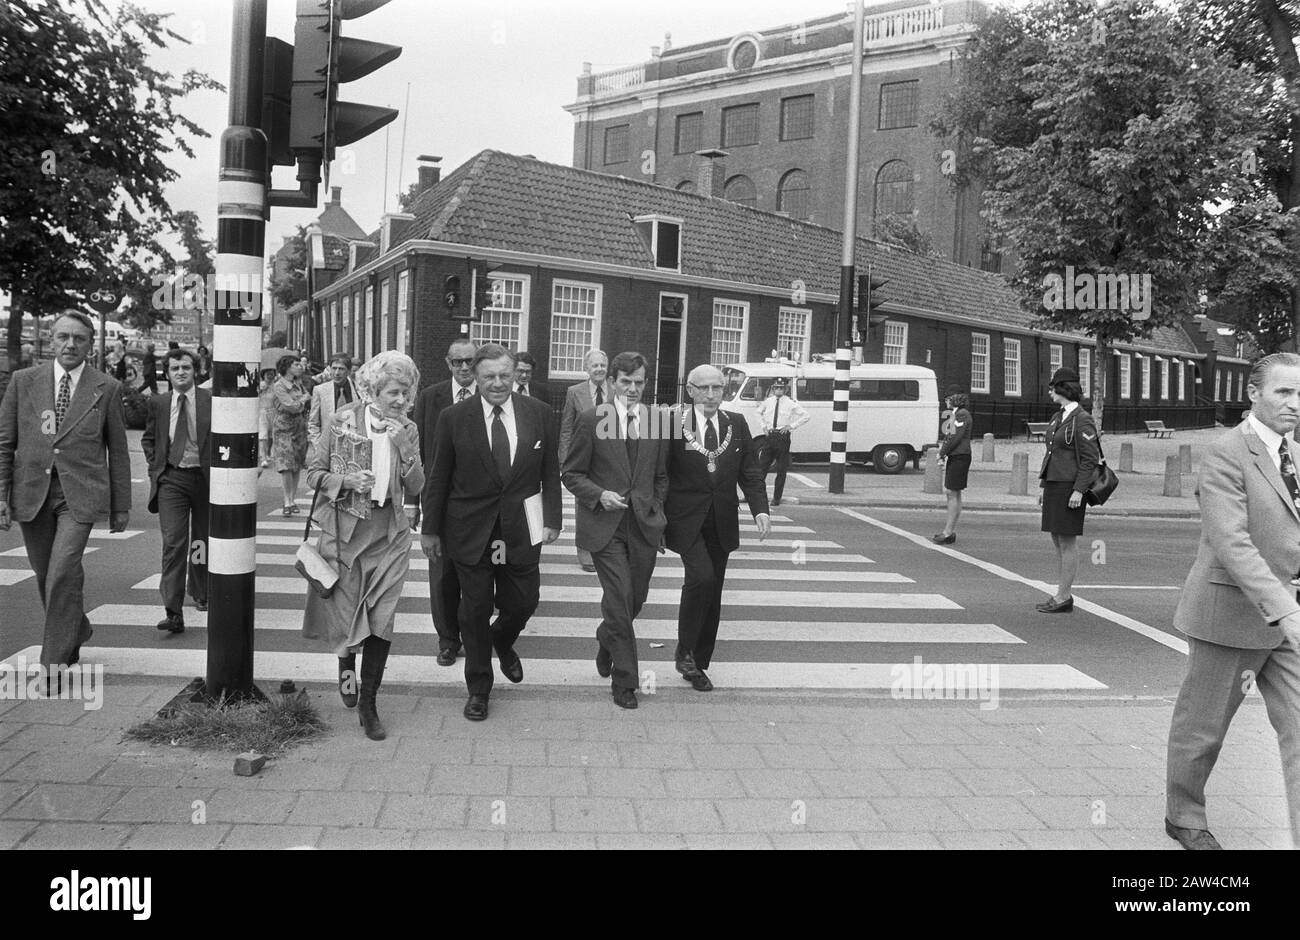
[307,378,358,443]
[141,388,212,514]
[664,407,769,554]
[1174,421,1300,650]
[0,363,131,523]
[562,403,669,552]
[560,378,613,465]
[1038,406,1101,492]
[305,401,424,566]
[422,393,563,567]
[413,378,476,470]
[515,378,551,405]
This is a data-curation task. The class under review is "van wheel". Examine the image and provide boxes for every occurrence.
[872,444,908,475]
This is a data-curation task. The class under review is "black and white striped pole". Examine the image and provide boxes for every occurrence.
[830,0,865,495]
[208,0,268,699]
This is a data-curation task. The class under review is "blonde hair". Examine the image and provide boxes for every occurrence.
[356,351,421,412]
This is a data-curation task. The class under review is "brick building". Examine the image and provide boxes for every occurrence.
[300,150,1233,437]
[564,0,995,270]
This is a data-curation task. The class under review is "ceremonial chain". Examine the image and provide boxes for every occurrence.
[681,410,732,473]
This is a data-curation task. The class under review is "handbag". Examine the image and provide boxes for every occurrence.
[1068,415,1119,506]
[295,477,340,598]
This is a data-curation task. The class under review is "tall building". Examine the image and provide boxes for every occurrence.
[564,1,996,269]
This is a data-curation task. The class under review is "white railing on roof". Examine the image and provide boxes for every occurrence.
[864,4,945,44]
[592,64,646,94]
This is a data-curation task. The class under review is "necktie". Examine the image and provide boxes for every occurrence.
[169,393,190,466]
[594,384,604,407]
[626,409,639,464]
[458,386,471,402]
[336,382,351,408]
[491,405,511,480]
[1280,440,1300,510]
[772,397,781,431]
[704,417,718,458]
[55,372,71,431]
[517,383,528,396]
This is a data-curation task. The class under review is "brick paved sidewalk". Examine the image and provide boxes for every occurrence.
[1,680,1290,850]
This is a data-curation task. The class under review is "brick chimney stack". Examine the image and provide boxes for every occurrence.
[417,154,442,192]
[694,148,729,198]
[329,186,341,206]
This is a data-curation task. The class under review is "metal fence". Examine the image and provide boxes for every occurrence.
[970,401,1218,439]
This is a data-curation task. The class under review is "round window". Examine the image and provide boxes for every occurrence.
[731,40,758,71]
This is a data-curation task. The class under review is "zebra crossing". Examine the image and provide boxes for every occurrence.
[1,496,1108,692]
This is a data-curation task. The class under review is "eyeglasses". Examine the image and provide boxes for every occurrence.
[448,358,474,367]
[689,384,725,394]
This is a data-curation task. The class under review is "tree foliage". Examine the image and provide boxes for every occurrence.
[267,226,308,309]
[0,0,221,359]
[871,214,945,259]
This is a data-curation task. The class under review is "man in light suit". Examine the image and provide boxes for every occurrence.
[665,364,770,692]
[0,311,131,667]
[1165,352,1300,850]
[560,349,612,572]
[308,354,358,443]
[141,348,210,635]
[563,351,669,709]
[421,343,562,721]
[412,337,477,666]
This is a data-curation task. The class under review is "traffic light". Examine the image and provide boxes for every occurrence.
[443,275,464,318]
[471,261,491,317]
[288,0,401,173]
[857,269,889,339]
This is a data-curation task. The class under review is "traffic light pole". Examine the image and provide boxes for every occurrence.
[207,0,268,699]
[830,0,865,496]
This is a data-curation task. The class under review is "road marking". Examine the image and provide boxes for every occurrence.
[254,520,814,535]
[88,530,143,540]
[0,570,34,586]
[263,503,799,523]
[252,534,843,551]
[1,546,99,558]
[8,645,1101,690]
[835,508,1190,655]
[787,472,821,489]
[1073,585,1182,590]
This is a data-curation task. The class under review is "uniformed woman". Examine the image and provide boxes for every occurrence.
[1036,367,1100,613]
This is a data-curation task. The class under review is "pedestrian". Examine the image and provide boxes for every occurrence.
[195,345,212,384]
[411,337,478,666]
[0,311,131,668]
[1035,367,1099,613]
[932,386,972,544]
[301,351,424,741]
[141,343,159,394]
[270,353,311,515]
[1164,353,1300,850]
[141,348,210,634]
[559,349,612,572]
[562,351,669,709]
[420,343,563,722]
[256,368,276,468]
[757,378,808,507]
[308,354,357,444]
[665,363,770,691]
[513,351,551,402]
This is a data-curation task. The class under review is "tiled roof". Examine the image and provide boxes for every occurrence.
[395,150,1202,356]
[318,202,368,241]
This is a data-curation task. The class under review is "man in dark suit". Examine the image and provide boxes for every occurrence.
[665,364,770,691]
[0,311,131,667]
[563,351,669,709]
[141,343,159,394]
[560,350,612,572]
[1165,353,1300,850]
[141,348,210,634]
[513,351,551,404]
[421,343,562,721]
[412,337,478,666]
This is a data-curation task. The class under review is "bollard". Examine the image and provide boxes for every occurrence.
[1179,443,1191,474]
[1009,451,1029,495]
[1118,441,1133,473]
[981,433,996,462]
[1163,455,1182,497]
[923,447,943,494]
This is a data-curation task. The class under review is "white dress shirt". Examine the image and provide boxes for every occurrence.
[454,382,475,403]
[1248,413,1291,472]
[168,387,200,468]
[615,399,643,439]
[693,407,720,445]
[758,394,809,434]
[54,361,86,401]
[481,395,518,464]
[365,409,394,507]
[589,380,609,407]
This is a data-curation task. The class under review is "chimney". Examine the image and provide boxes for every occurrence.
[328,186,341,206]
[694,148,729,198]
[417,154,442,192]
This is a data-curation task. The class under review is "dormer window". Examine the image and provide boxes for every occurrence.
[633,215,682,271]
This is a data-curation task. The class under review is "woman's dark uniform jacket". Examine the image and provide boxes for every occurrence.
[1039,407,1101,492]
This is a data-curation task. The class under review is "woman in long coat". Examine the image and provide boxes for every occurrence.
[270,354,312,514]
[301,351,424,741]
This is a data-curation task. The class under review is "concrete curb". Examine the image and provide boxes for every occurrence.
[786,495,1201,518]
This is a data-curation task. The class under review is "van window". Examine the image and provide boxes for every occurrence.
[721,367,747,402]
[795,378,834,402]
[849,379,920,401]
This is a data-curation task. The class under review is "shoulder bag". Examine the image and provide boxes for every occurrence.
[295,476,340,597]
[1068,413,1119,506]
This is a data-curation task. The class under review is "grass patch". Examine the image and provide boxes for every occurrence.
[124,689,329,757]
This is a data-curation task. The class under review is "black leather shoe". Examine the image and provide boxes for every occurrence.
[596,645,612,678]
[194,600,208,612]
[581,564,597,573]
[931,532,956,544]
[688,670,714,692]
[675,652,699,679]
[612,686,638,709]
[1036,596,1074,613]
[1165,818,1223,850]
[464,694,489,721]
[436,648,457,667]
[156,615,184,634]
[771,498,782,507]
[499,650,524,684]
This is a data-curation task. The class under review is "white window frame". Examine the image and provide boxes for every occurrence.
[1119,354,1131,399]
[1236,371,1244,401]
[776,307,811,362]
[633,215,684,273]
[1177,360,1186,401]
[548,279,602,379]
[1139,355,1150,400]
[710,299,750,366]
[882,321,908,365]
[363,285,375,361]
[328,299,337,358]
[970,333,989,395]
[471,273,532,352]
[1049,344,1062,378]
[396,270,409,356]
[379,277,391,352]
[1159,357,1169,400]
[1215,368,1222,401]
[1078,347,1092,398]
[341,293,352,357]
[1003,337,1021,397]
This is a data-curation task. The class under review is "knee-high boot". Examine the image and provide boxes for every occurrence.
[358,635,391,741]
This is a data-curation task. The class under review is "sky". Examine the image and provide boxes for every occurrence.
[142,0,903,257]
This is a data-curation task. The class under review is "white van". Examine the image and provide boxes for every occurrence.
[720,360,939,473]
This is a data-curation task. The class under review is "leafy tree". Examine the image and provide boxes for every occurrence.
[0,0,221,364]
[871,214,944,258]
[267,226,308,308]
[932,0,1274,425]
[121,210,216,331]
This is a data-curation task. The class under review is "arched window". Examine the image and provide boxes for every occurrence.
[676,180,697,194]
[874,160,914,219]
[777,169,810,220]
[723,174,756,208]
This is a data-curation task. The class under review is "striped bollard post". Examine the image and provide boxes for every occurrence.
[828,346,851,491]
